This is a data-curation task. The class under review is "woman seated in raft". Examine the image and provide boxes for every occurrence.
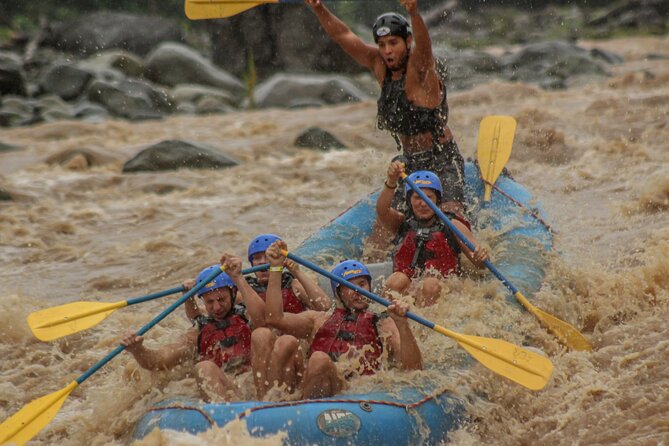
[260,240,423,399]
[122,254,269,402]
[377,162,489,307]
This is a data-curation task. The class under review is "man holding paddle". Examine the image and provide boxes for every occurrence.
[305,0,465,215]
[378,165,489,306]
[263,240,423,399]
[121,254,269,402]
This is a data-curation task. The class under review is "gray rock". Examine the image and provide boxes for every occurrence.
[170,84,237,107]
[87,78,174,120]
[38,62,93,100]
[294,127,347,151]
[194,96,235,115]
[209,5,364,79]
[123,140,240,172]
[0,141,21,152]
[502,41,608,87]
[0,96,35,127]
[589,48,624,65]
[81,50,145,78]
[36,95,76,122]
[145,43,245,100]
[252,73,369,109]
[0,186,12,201]
[72,102,111,122]
[434,47,502,90]
[0,51,27,96]
[48,11,183,56]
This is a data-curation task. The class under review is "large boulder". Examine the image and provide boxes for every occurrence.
[208,5,365,79]
[123,140,240,172]
[145,43,245,101]
[502,41,609,88]
[251,73,369,108]
[47,11,183,56]
[38,62,93,100]
[0,96,35,127]
[0,51,26,96]
[434,47,502,90]
[87,78,174,120]
[294,127,347,151]
[80,50,145,78]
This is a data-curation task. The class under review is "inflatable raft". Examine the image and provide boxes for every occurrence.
[131,161,553,444]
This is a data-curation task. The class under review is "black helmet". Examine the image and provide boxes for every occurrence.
[372,12,411,43]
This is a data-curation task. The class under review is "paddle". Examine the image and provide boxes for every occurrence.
[0,265,227,446]
[477,115,516,202]
[281,250,554,391]
[186,0,294,20]
[27,264,270,342]
[402,173,592,352]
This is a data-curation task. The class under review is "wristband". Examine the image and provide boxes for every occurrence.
[384,180,397,189]
[269,266,284,272]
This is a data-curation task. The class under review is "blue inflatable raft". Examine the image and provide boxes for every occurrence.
[131,161,554,444]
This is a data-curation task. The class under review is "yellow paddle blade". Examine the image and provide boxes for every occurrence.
[434,325,553,390]
[477,115,516,201]
[185,0,279,20]
[28,300,127,342]
[514,292,592,351]
[0,381,78,446]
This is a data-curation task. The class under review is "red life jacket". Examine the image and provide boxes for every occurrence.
[247,273,306,314]
[393,214,470,279]
[196,311,251,372]
[309,308,383,376]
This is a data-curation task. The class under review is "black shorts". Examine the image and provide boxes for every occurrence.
[391,139,465,212]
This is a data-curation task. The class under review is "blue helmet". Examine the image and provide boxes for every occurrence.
[195,264,236,298]
[248,233,282,263]
[330,260,372,297]
[404,170,443,202]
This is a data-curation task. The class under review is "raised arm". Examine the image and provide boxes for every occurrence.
[285,259,332,311]
[121,331,195,371]
[221,253,266,328]
[379,301,422,370]
[182,279,203,323]
[376,160,406,233]
[402,0,436,74]
[306,0,380,70]
[264,240,317,339]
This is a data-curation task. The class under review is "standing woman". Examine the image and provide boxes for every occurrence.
[305,0,466,217]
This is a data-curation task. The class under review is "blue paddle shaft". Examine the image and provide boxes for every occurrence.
[403,176,520,295]
[286,253,436,330]
[76,266,225,384]
[125,263,269,306]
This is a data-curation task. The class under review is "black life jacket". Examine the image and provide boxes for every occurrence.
[377,67,450,150]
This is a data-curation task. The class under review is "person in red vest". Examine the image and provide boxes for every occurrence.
[262,241,423,399]
[377,162,489,307]
[121,254,268,402]
[246,233,331,313]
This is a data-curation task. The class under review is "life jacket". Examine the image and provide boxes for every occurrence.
[196,308,251,372]
[309,308,383,376]
[393,213,470,279]
[377,67,450,150]
[247,272,306,314]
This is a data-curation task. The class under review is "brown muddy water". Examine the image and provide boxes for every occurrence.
[1,36,668,445]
